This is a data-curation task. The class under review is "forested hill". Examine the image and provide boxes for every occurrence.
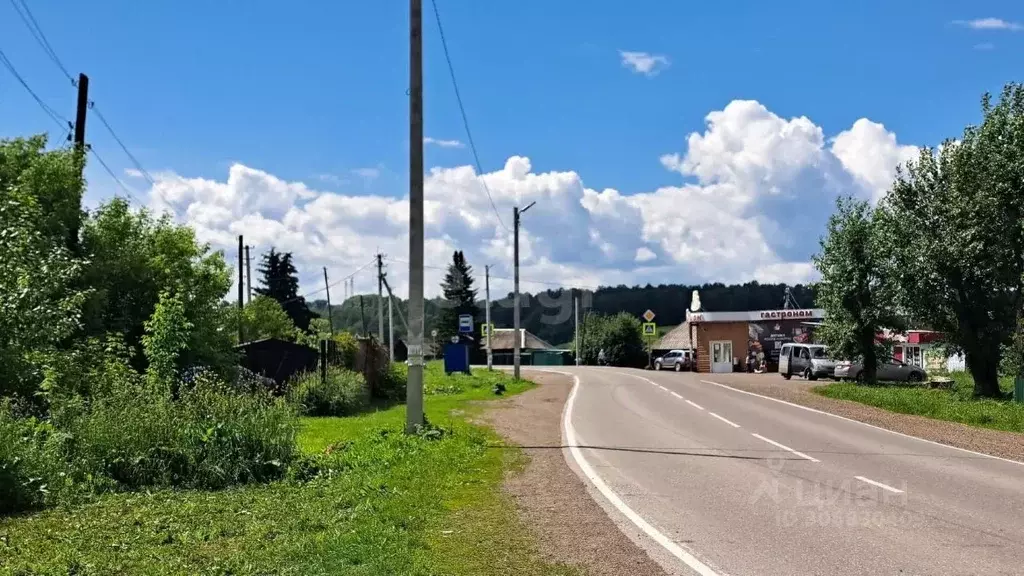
[310,281,816,349]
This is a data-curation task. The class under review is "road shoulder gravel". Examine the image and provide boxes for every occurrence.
[480,371,669,576]
[705,373,1024,463]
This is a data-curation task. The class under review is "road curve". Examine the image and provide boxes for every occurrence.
[551,366,1024,576]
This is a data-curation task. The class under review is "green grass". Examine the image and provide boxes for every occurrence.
[814,373,1024,433]
[0,363,577,576]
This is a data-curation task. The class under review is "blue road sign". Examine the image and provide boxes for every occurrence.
[458,314,473,333]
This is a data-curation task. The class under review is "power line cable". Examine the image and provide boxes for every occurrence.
[429,0,510,232]
[7,3,158,190]
[0,47,72,134]
[279,258,378,305]
[90,105,156,186]
[88,147,142,203]
[8,0,74,85]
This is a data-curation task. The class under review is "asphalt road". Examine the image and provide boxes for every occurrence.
[553,366,1024,576]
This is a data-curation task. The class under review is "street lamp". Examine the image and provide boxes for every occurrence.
[513,201,536,380]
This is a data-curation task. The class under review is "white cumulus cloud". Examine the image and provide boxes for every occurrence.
[619,50,671,76]
[142,99,915,300]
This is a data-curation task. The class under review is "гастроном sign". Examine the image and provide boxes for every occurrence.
[759,310,815,320]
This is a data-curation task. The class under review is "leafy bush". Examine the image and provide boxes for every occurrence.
[51,369,297,491]
[1,406,60,513]
[376,362,408,400]
[333,331,359,370]
[289,367,370,417]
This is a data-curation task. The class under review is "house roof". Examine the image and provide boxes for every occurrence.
[487,328,556,351]
[653,322,692,350]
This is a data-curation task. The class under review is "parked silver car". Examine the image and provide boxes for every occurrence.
[834,357,926,382]
[654,349,692,371]
[779,343,836,381]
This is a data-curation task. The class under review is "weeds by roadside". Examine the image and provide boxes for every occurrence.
[814,374,1024,433]
[0,365,575,576]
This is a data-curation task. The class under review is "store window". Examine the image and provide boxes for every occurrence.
[905,346,923,367]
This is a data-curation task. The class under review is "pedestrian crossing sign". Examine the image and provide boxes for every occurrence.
[481,323,495,337]
[642,322,657,337]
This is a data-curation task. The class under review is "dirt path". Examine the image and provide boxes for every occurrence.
[482,372,668,576]
[708,372,1024,463]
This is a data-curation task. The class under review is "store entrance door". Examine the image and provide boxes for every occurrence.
[711,341,734,373]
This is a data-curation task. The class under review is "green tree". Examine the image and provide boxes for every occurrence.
[578,312,646,367]
[0,154,87,398]
[877,83,1024,397]
[255,249,315,331]
[80,199,236,373]
[143,291,193,391]
[813,197,900,383]
[436,251,479,345]
[243,295,296,342]
[0,135,84,253]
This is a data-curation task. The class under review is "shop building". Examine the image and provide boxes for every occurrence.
[686,308,826,373]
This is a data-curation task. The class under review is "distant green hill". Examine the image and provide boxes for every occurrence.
[309,282,815,349]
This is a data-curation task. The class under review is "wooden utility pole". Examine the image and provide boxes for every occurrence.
[237,235,244,343]
[73,73,89,151]
[245,245,253,303]
[324,267,335,335]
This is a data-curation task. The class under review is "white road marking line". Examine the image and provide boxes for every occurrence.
[708,412,741,428]
[700,379,1024,467]
[545,369,722,576]
[670,391,684,400]
[854,475,905,494]
[751,433,820,462]
[685,399,705,410]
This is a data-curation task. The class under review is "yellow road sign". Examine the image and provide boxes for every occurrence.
[642,322,657,337]
[481,323,495,337]
[643,309,656,322]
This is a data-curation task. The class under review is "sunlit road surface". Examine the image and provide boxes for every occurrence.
[552,367,1024,576]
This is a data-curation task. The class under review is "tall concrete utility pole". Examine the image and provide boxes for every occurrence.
[245,245,252,303]
[377,253,385,343]
[323,267,335,335]
[406,0,425,433]
[513,201,536,380]
[574,293,580,366]
[237,235,244,343]
[485,265,492,370]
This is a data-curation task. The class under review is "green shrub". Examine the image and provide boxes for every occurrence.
[0,402,100,513]
[53,372,297,491]
[376,362,408,400]
[289,367,370,416]
[0,407,55,513]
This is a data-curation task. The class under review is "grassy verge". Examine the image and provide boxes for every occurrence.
[814,373,1024,433]
[0,363,578,576]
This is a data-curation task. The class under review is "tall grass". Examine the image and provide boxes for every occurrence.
[814,375,1024,433]
[288,367,370,416]
[2,367,298,515]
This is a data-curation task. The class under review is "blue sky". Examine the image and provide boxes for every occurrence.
[2,1,1022,295]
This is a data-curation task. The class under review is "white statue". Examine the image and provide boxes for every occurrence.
[690,290,701,312]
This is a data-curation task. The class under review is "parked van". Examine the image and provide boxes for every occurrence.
[779,343,836,381]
